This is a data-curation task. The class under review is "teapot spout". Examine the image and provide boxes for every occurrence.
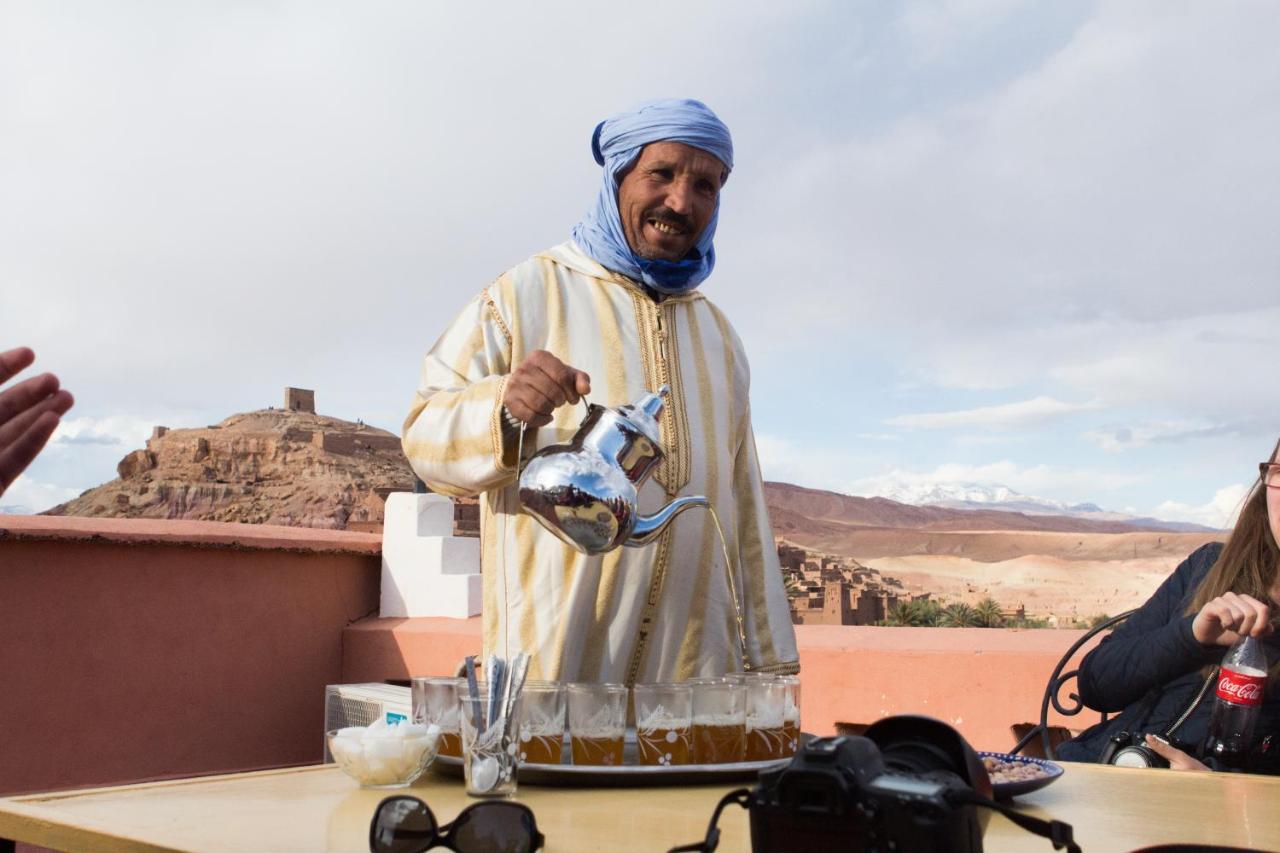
[627,495,710,547]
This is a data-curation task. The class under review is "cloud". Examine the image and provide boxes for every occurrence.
[1082,420,1237,452]
[718,3,1280,425]
[754,433,878,495]
[759,432,1240,526]
[755,434,1146,508]
[900,308,1280,425]
[2,2,1277,523]
[51,416,156,449]
[1154,483,1249,530]
[887,396,1100,430]
[848,460,1143,505]
[0,476,82,514]
[896,0,1036,62]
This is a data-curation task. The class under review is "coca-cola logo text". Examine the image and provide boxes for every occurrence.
[1216,670,1266,706]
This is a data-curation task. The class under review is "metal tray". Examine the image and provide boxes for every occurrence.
[430,729,797,787]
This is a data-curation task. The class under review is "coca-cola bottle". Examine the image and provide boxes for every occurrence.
[1201,635,1269,769]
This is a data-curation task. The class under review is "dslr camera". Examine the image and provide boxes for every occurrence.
[747,716,991,853]
[1097,730,1171,769]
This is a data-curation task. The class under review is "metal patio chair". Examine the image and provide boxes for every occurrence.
[1010,609,1135,760]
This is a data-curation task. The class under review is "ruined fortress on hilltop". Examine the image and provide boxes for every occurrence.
[46,387,479,534]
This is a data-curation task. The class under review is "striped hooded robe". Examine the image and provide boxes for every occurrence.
[403,240,799,684]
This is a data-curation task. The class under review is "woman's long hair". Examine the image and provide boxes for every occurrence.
[1185,437,1280,674]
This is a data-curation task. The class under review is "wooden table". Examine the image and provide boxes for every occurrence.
[2,761,1278,852]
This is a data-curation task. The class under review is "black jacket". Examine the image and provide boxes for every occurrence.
[1057,543,1280,773]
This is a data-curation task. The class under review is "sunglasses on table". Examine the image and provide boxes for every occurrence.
[370,795,544,853]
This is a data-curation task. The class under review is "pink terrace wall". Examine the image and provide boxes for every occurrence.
[0,512,1106,799]
[342,618,1101,752]
[0,515,380,796]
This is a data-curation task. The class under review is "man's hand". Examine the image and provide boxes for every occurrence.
[1144,734,1209,771]
[502,350,591,428]
[1192,592,1274,647]
[0,347,74,498]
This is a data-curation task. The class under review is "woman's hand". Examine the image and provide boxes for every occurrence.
[1191,592,1274,647]
[1144,734,1209,771]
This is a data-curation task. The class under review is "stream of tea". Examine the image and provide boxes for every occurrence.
[708,505,751,673]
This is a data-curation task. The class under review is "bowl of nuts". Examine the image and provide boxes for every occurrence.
[978,752,1063,799]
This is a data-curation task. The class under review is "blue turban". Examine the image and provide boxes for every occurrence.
[571,98,733,294]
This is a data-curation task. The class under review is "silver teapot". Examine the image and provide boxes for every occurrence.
[517,385,709,556]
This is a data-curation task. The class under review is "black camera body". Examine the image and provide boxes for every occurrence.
[748,716,992,853]
[1097,730,1171,769]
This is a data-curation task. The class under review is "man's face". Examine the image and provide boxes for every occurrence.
[617,141,725,262]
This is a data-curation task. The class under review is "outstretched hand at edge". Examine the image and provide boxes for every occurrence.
[0,347,74,498]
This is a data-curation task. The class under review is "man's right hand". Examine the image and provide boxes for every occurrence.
[1192,591,1274,647]
[502,350,591,428]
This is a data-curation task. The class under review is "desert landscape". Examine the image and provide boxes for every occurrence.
[39,395,1224,626]
[854,541,1213,624]
[764,482,1221,624]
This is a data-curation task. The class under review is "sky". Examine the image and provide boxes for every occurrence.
[2,1,1277,528]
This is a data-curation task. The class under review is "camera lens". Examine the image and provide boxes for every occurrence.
[880,739,963,776]
[862,715,992,799]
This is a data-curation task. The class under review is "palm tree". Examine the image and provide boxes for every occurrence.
[915,599,945,627]
[973,597,1005,628]
[941,602,977,627]
[884,600,920,627]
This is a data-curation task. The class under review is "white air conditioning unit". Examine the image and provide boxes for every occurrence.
[323,683,412,762]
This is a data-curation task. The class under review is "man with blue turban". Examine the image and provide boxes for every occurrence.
[404,99,799,685]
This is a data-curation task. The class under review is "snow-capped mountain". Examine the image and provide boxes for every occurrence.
[873,482,1214,532]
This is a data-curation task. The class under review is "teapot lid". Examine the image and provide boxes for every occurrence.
[615,385,667,446]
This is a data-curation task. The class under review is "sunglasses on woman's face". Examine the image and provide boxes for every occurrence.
[369,796,544,853]
[1262,462,1280,490]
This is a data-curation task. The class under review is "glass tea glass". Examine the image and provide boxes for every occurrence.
[458,693,522,798]
[779,675,802,757]
[412,676,463,759]
[633,683,693,766]
[567,683,628,766]
[516,681,566,766]
[691,680,746,764]
[744,676,788,761]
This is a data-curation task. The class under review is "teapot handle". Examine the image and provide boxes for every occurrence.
[514,394,592,481]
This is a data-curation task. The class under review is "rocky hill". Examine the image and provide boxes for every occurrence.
[42,404,1206,545]
[46,408,416,529]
